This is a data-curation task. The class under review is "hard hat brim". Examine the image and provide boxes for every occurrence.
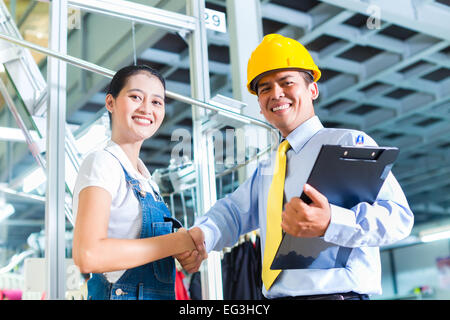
[248,67,317,95]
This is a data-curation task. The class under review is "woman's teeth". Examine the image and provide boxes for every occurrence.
[133,117,151,125]
[272,104,290,112]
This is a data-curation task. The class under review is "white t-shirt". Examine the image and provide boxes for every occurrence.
[72,140,162,283]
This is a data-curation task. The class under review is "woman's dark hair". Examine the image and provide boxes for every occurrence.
[107,64,166,98]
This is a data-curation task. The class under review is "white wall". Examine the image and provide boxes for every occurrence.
[374,239,450,299]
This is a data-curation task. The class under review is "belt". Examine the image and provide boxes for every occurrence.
[266,291,369,300]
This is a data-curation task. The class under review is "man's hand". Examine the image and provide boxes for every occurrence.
[281,184,331,237]
[174,227,208,273]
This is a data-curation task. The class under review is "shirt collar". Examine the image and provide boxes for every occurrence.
[285,116,324,154]
[105,140,151,180]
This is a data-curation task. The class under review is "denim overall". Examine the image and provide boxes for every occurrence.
[87,156,181,300]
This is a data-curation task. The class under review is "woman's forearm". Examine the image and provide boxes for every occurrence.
[74,228,195,274]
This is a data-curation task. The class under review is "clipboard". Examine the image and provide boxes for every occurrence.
[270,144,399,270]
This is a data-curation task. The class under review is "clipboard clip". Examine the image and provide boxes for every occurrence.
[340,148,382,161]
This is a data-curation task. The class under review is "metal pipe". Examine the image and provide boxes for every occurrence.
[67,0,196,34]
[17,0,38,28]
[45,0,68,299]
[0,184,45,203]
[180,192,188,229]
[0,78,46,169]
[0,33,114,77]
[0,249,35,274]
[388,249,398,295]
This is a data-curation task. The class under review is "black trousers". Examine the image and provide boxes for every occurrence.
[264,291,369,300]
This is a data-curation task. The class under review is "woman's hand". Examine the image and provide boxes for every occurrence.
[173,227,207,273]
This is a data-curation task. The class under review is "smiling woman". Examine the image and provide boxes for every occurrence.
[106,65,165,141]
[71,65,197,300]
[106,71,165,150]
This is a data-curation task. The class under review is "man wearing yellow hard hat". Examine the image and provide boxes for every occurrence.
[177,34,413,300]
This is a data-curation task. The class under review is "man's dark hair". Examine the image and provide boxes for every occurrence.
[299,70,314,85]
[254,69,314,95]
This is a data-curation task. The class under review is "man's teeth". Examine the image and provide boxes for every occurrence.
[272,104,290,112]
[133,117,151,124]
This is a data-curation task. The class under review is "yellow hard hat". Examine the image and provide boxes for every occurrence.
[246,34,321,95]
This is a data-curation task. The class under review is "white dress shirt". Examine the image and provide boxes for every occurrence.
[195,116,414,298]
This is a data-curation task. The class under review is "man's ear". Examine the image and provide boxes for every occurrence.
[309,82,319,100]
[257,95,263,114]
[105,94,114,113]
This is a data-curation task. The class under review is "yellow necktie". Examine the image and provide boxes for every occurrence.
[262,139,290,290]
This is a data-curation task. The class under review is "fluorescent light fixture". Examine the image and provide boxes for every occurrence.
[21,160,78,195]
[75,124,109,154]
[0,203,15,223]
[419,225,450,243]
[0,126,40,142]
[23,167,46,193]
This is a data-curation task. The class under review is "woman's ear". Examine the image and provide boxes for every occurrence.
[105,94,114,113]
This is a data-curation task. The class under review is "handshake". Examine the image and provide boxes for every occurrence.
[173,227,208,273]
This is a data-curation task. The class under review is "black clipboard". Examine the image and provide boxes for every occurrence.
[270,144,399,270]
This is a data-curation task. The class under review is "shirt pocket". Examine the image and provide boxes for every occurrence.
[151,221,175,283]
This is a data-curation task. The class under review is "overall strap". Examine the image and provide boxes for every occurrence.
[104,150,189,231]
[105,150,135,183]
[105,149,164,202]
[104,149,167,224]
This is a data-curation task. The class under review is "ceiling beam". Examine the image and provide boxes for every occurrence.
[319,0,450,41]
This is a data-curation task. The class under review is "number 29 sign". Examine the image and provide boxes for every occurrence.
[204,8,227,33]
